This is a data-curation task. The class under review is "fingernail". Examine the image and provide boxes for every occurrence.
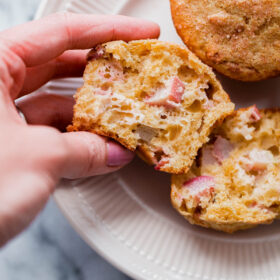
[107,141,135,167]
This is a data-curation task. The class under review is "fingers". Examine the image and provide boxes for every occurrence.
[16,91,134,177]
[16,92,135,176]
[16,93,74,131]
[0,171,52,247]
[61,132,135,178]
[20,50,88,96]
[0,12,160,68]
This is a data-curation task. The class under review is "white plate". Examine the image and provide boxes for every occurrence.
[37,0,280,279]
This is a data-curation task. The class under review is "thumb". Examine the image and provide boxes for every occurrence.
[60,132,134,179]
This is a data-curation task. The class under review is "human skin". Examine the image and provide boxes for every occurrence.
[0,12,160,246]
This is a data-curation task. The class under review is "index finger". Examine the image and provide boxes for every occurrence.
[0,12,160,67]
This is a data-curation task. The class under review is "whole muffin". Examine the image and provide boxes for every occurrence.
[170,0,280,81]
[68,40,234,173]
[171,107,280,233]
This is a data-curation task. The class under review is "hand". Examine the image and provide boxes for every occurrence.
[0,12,160,246]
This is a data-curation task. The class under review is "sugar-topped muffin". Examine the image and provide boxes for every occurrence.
[170,0,280,81]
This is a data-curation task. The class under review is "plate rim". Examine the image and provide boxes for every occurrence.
[53,187,145,280]
[54,179,189,280]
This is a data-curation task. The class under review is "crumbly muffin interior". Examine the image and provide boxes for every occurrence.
[171,107,280,232]
[71,40,233,173]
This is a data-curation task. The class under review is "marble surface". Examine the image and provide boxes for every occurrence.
[0,1,131,279]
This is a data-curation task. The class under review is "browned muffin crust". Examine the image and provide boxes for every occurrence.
[170,0,280,81]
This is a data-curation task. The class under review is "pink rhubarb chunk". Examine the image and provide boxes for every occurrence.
[169,76,185,103]
[249,105,261,122]
[242,149,273,172]
[201,146,217,166]
[145,76,185,108]
[99,62,124,82]
[183,176,215,198]
[154,158,169,170]
[212,136,234,164]
[87,45,105,60]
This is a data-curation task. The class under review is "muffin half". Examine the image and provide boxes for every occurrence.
[69,40,234,173]
[171,107,280,232]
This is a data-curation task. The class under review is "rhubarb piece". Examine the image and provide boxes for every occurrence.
[212,136,234,164]
[98,61,124,82]
[183,176,215,201]
[249,105,261,123]
[87,45,105,60]
[201,146,217,166]
[241,149,273,172]
[145,76,185,108]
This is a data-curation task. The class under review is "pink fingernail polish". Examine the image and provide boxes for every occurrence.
[107,141,135,167]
